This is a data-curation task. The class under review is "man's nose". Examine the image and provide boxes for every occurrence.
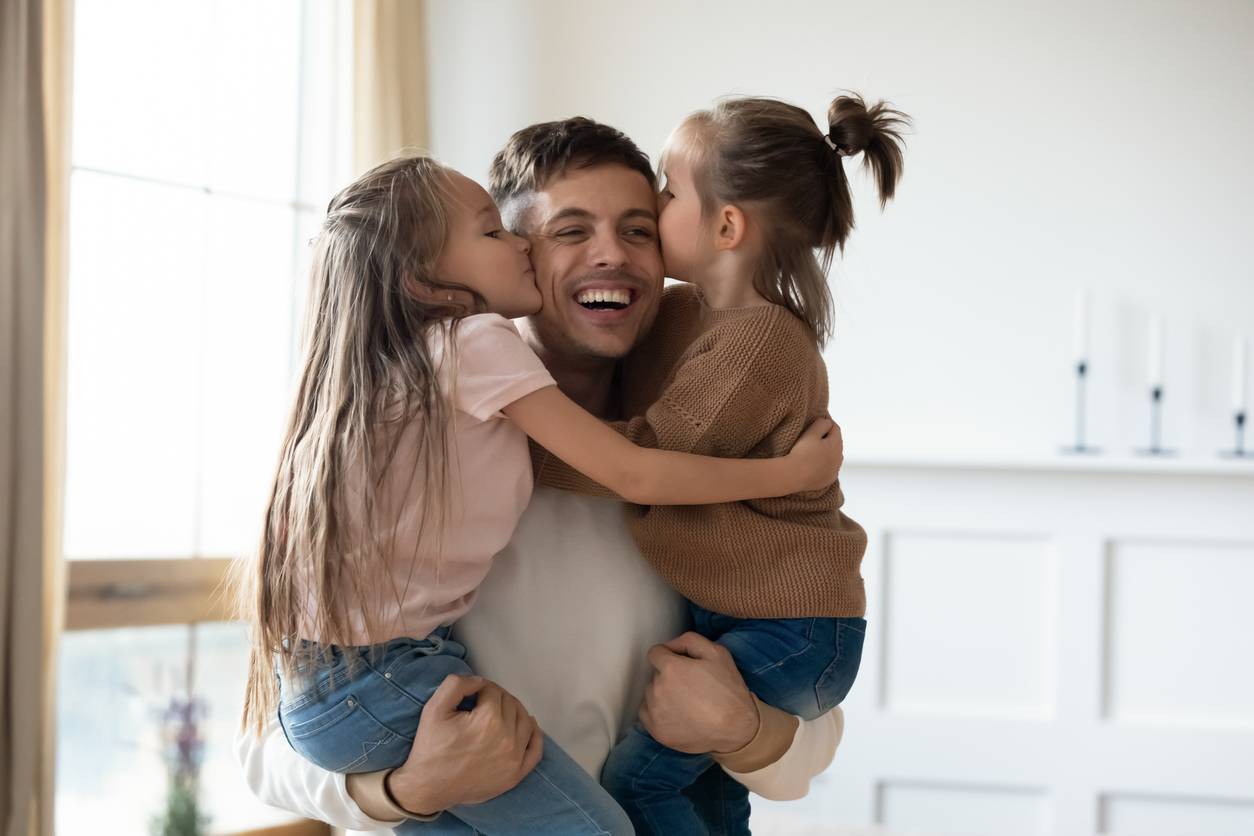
[589,231,629,269]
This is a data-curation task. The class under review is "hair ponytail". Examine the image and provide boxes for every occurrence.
[678,92,909,346]
[823,94,909,252]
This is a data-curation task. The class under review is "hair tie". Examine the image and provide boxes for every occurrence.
[824,133,850,157]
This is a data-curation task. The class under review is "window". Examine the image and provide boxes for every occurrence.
[59,2,351,832]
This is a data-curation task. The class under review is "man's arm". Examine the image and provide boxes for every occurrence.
[235,719,402,832]
[234,675,543,827]
[638,632,841,800]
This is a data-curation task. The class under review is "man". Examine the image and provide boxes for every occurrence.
[236,118,844,833]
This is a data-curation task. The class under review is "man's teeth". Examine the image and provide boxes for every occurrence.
[575,289,631,308]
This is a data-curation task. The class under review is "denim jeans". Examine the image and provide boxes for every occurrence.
[601,605,867,835]
[277,628,632,835]
[683,763,750,836]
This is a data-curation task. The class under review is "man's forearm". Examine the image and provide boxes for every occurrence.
[234,722,403,831]
[346,771,442,823]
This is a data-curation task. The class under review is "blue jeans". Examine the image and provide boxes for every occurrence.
[683,763,750,836]
[601,606,867,835]
[277,628,632,835]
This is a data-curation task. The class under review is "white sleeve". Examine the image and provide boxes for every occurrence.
[725,707,843,801]
[234,719,403,832]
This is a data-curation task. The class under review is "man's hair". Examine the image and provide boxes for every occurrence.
[488,117,656,215]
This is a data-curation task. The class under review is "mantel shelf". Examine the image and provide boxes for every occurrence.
[844,453,1254,478]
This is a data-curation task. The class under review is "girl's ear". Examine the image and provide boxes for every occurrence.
[713,204,748,251]
[407,275,477,314]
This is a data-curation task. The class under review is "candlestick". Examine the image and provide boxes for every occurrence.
[1061,360,1100,455]
[1136,385,1175,457]
[1219,337,1249,458]
[1061,290,1099,455]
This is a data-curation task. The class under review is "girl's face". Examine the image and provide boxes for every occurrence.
[435,172,540,318]
[657,141,714,282]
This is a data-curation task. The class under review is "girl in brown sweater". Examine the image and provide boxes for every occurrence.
[535,93,909,835]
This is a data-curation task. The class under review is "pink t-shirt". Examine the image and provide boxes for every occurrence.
[301,314,555,646]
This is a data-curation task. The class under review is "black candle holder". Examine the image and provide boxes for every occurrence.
[1061,361,1100,454]
[1136,386,1175,456]
[1220,411,1248,458]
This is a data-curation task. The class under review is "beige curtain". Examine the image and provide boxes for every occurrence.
[0,0,69,832]
[352,0,429,174]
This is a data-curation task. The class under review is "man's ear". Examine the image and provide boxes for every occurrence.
[713,204,748,252]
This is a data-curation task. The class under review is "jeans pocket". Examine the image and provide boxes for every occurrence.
[813,618,867,713]
[281,694,412,774]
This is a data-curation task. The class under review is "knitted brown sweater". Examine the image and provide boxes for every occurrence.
[532,284,866,619]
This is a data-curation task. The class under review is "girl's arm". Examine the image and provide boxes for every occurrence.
[503,385,839,506]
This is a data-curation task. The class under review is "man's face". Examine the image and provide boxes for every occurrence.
[514,164,663,360]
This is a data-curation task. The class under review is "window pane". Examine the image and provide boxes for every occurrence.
[206,1,303,201]
[56,623,297,834]
[198,195,300,557]
[63,171,205,559]
[72,0,211,184]
[296,0,354,209]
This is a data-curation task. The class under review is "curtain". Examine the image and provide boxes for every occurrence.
[352,0,429,174]
[0,0,69,831]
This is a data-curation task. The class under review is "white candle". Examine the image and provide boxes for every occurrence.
[1072,290,1090,364]
[1234,336,1249,414]
[1147,315,1164,389]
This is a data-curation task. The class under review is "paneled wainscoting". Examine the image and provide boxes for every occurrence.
[750,456,1254,836]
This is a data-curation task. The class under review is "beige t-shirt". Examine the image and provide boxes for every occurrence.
[300,313,555,646]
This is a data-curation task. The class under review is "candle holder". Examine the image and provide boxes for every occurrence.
[1136,386,1175,456]
[1060,360,1100,454]
[1220,411,1248,458]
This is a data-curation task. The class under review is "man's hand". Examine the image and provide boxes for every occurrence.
[385,674,543,815]
[638,632,759,755]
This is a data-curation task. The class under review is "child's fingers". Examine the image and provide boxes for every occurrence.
[799,416,835,442]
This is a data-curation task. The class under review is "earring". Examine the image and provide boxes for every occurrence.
[446,294,453,301]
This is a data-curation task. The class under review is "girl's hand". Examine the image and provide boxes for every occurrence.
[788,417,844,492]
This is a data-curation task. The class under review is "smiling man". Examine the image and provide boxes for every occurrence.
[237,118,843,835]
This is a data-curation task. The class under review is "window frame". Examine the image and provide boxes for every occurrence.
[59,3,353,834]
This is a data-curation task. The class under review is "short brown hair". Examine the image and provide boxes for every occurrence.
[489,117,656,219]
[677,94,908,345]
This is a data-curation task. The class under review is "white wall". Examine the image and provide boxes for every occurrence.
[425,0,1254,461]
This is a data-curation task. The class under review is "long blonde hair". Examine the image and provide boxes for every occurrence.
[239,155,479,733]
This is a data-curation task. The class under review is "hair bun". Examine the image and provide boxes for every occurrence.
[826,95,875,156]
[826,91,909,206]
